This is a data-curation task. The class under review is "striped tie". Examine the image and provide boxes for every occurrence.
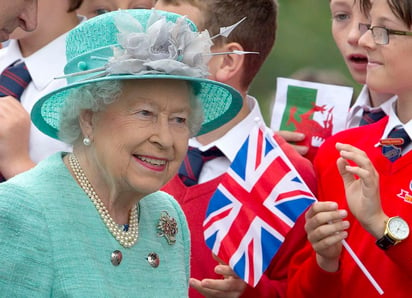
[381,126,411,162]
[359,109,386,126]
[178,146,223,186]
[0,60,32,100]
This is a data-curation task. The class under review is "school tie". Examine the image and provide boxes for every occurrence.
[178,146,224,186]
[0,60,32,100]
[359,109,386,126]
[381,126,411,162]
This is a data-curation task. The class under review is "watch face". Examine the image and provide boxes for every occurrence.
[388,217,410,240]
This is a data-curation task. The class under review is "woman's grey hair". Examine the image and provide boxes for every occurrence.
[58,80,204,144]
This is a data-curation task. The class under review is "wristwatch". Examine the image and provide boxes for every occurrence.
[376,216,409,250]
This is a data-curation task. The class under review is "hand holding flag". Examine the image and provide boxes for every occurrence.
[270,77,353,161]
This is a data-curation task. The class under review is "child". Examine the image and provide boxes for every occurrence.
[288,0,412,296]
[278,0,396,158]
[329,0,395,129]
[155,0,317,297]
[0,0,83,179]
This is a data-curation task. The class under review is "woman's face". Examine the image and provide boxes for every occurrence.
[77,0,154,19]
[87,79,192,197]
[330,0,369,84]
[359,0,412,96]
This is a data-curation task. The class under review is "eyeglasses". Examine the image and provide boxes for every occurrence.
[359,23,412,45]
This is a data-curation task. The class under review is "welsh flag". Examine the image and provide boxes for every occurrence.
[270,77,353,161]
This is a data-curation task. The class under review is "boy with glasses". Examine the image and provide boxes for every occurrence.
[287,0,412,296]
[279,0,397,159]
[331,0,396,130]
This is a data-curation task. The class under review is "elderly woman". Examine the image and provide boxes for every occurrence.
[0,9,241,296]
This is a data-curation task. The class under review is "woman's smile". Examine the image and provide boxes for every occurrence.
[134,154,168,172]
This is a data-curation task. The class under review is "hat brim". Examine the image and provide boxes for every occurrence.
[31,74,243,140]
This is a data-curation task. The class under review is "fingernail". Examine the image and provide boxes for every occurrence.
[328,202,338,209]
[301,147,309,155]
[338,210,348,218]
[215,266,224,275]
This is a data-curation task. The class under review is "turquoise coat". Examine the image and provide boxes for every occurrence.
[0,153,190,297]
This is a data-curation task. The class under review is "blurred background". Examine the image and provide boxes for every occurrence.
[250,0,362,123]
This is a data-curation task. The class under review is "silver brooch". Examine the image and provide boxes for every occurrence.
[157,211,178,245]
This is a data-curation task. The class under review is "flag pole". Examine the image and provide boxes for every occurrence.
[342,239,384,295]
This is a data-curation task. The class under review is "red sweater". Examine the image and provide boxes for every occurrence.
[288,117,412,298]
[162,134,316,298]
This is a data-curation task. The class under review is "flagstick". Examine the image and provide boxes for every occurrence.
[342,239,384,295]
[252,119,382,293]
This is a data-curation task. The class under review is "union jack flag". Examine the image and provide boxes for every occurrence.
[203,123,316,287]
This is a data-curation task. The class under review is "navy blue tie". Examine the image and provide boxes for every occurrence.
[0,60,32,100]
[359,109,386,126]
[381,126,411,162]
[178,146,223,186]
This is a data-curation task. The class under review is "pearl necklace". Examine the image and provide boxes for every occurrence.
[68,153,139,248]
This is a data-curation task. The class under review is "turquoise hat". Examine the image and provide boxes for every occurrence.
[31,9,242,139]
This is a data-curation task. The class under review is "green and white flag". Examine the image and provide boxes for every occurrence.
[270,77,353,161]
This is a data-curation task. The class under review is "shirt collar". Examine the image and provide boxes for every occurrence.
[347,85,397,128]
[0,40,23,68]
[190,95,264,162]
[382,101,412,141]
[351,85,372,111]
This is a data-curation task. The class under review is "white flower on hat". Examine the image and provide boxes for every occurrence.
[107,10,211,78]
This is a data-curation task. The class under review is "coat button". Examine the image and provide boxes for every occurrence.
[111,250,122,266]
[147,252,160,268]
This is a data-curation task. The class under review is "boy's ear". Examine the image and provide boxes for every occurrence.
[213,42,245,82]
[79,109,94,139]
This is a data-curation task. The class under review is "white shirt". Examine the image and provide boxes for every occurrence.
[189,95,267,183]
[0,17,85,163]
[346,85,397,129]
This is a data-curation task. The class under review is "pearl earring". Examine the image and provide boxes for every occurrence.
[83,137,92,146]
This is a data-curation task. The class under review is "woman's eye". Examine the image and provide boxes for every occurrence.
[170,116,188,127]
[174,117,187,124]
[137,110,153,118]
[95,8,110,16]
